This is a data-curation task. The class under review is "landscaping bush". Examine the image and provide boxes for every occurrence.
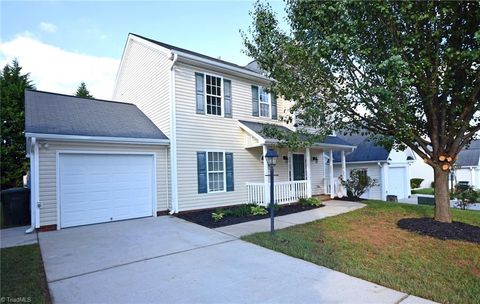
[341,169,378,199]
[410,178,424,189]
[431,181,435,188]
[211,211,224,222]
[249,205,268,216]
[453,186,479,210]
[299,197,322,207]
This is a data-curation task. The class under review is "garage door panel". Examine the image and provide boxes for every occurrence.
[388,167,407,199]
[59,153,154,228]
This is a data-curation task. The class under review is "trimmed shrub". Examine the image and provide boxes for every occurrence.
[410,178,424,189]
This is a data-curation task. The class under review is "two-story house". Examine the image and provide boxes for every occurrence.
[25,33,354,230]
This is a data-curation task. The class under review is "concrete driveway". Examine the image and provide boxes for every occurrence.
[39,216,433,304]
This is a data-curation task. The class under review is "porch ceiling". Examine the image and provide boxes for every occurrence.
[239,120,355,151]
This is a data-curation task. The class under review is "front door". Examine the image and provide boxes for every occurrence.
[292,154,305,181]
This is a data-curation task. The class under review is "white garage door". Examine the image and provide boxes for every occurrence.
[59,153,155,228]
[388,167,408,199]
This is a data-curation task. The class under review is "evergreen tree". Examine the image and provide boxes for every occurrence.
[75,81,93,98]
[0,59,35,189]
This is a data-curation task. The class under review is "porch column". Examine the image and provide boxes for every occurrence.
[329,149,334,199]
[341,150,347,196]
[263,145,269,205]
[306,147,312,197]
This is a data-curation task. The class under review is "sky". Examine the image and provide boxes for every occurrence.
[1,0,287,99]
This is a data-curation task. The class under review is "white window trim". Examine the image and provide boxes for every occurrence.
[258,86,271,119]
[206,150,227,193]
[204,73,224,117]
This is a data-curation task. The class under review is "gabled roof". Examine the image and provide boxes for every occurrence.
[333,133,390,163]
[130,33,266,79]
[238,120,354,149]
[25,90,168,140]
[457,140,480,167]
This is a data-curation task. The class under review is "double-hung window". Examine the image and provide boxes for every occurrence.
[205,74,222,116]
[207,152,225,192]
[259,87,270,118]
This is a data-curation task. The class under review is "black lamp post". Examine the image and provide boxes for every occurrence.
[265,148,278,236]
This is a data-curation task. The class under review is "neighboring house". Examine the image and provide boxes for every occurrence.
[26,33,361,230]
[454,140,480,189]
[409,140,480,190]
[331,134,415,200]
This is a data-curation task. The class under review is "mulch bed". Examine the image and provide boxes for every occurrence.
[397,217,480,244]
[177,203,324,228]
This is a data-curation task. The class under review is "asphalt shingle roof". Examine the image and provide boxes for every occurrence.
[238,120,353,147]
[457,140,480,167]
[25,90,168,140]
[332,133,390,162]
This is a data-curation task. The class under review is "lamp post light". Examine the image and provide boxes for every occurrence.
[265,148,278,236]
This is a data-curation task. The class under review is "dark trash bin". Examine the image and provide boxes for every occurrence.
[1,187,31,227]
[386,195,398,202]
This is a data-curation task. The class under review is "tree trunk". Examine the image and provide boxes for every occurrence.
[433,166,452,223]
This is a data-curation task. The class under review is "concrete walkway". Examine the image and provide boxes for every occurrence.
[0,225,37,248]
[215,200,365,237]
[39,215,436,304]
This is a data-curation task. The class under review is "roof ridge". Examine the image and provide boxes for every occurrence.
[26,89,135,106]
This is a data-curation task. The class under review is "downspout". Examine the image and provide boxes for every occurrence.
[169,52,179,214]
[377,162,386,201]
[25,137,36,234]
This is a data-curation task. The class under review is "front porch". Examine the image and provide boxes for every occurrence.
[245,145,351,206]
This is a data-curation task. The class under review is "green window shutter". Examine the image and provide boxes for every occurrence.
[195,73,205,114]
[197,152,207,193]
[271,94,277,120]
[225,152,234,192]
[224,79,232,118]
[251,85,259,117]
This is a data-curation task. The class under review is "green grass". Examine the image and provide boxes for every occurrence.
[242,201,480,304]
[0,244,51,304]
[411,188,435,195]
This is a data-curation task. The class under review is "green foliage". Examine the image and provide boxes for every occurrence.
[341,169,378,199]
[410,178,424,189]
[243,1,480,222]
[0,60,35,189]
[299,197,322,207]
[75,81,93,98]
[453,186,480,210]
[211,211,225,222]
[411,188,435,195]
[249,205,268,216]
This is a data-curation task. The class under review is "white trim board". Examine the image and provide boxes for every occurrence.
[25,133,170,145]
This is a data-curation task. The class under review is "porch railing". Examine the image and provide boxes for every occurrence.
[324,178,342,195]
[246,180,308,206]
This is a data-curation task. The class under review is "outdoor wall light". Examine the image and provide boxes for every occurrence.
[282,156,288,162]
[312,156,319,163]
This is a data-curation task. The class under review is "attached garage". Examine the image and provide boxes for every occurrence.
[25,90,170,230]
[59,153,156,228]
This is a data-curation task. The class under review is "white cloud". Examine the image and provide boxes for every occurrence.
[0,35,119,99]
[39,22,57,33]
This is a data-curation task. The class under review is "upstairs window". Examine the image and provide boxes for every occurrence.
[206,75,222,116]
[259,87,270,118]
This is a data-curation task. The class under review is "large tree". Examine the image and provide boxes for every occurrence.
[75,81,93,98]
[244,1,480,222]
[0,60,35,189]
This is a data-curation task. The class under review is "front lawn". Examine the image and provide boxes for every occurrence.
[411,188,435,195]
[242,201,480,304]
[0,244,51,304]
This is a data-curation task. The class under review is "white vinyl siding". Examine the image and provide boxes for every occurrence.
[113,39,172,137]
[37,140,169,227]
[175,63,294,211]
